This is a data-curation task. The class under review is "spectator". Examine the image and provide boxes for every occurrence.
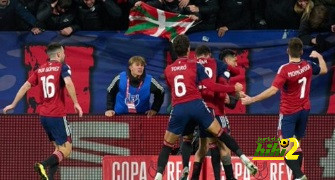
[294,0,314,22]
[37,0,79,36]
[16,0,41,30]
[186,0,219,33]
[144,0,188,14]
[105,56,165,117]
[253,0,301,29]
[109,0,137,30]
[216,0,252,37]
[0,0,42,34]
[135,0,198,20]
[75,0,122,30]
[298,4,335,51]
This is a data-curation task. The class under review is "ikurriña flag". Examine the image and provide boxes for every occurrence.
[125,2,195,40]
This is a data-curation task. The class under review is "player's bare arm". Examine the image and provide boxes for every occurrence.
[242,86,279,105]
[309,51,328,75]
[3,81,32,114]
[64,76,83,117]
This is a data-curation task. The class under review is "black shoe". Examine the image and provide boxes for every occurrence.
[180,167,189,180]
[34,163,49,180]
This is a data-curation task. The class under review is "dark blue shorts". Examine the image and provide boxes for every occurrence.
[40,116,72,145]
[277,109,309,139]
[182,120,198,136]
[181,108,216,137]
[199,115,231,138]
[168,99,214,135]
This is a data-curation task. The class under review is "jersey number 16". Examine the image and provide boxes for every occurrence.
[41,75,55,98]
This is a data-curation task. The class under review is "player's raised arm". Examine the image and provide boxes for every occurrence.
[309,51,328,75]
[197,63,242,93]
[3,81,32,114]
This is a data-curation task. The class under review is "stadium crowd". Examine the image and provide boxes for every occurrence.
[1,0,335,50]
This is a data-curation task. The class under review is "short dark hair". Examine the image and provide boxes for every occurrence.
[195,45,211,57]
[219,49,236,60]
[288,38,303,58]
[173,35,190,57]
[46,43,63,56]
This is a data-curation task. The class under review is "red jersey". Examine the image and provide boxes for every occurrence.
[28,61,71,117]
[165,58,210,106]
[213,77,230,116]
[197,57,218,109]
[272,60,320,115]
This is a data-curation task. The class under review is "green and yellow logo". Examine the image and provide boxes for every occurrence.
[252,137,299,160]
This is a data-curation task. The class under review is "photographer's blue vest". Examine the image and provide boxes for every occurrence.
[114,71,151,114]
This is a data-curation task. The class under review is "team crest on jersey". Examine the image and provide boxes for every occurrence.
[224,71,231,79]
[67,65,72,75]
[125,93,140,106]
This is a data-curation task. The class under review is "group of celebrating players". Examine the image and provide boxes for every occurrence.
[154,34,327,180]
[3,34,327,180]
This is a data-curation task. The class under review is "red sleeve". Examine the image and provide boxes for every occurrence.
[217,77,231,98]
[272,69,286,89]
[27,70,38,87]
[201,78,235,93]
[228,65,240,76]
[218,77,228,84]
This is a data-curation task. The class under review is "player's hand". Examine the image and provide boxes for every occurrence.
[105,110,115,117]
[331,24,335,32]
[241,95,254,105]
[238,91,247,98]
[224,94,230,104]
[309,50,321,59]
[3,104,15,114]
[74,103,83,117]
[146,110,157,117]
[234,82,243,92]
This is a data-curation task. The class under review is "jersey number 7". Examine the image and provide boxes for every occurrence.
[298,77,307,99]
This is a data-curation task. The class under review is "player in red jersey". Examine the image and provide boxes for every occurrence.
[3,43,83,180]
[212,49,241,180]
[187,48,242,180]
[191,49,242,180]
[242,38,327,180]
[178,46,238,180]
[154,35,258,180]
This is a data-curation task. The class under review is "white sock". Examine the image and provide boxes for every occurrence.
[182,166,189,174]
[240,154,250,165]
[154,173,162,180]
